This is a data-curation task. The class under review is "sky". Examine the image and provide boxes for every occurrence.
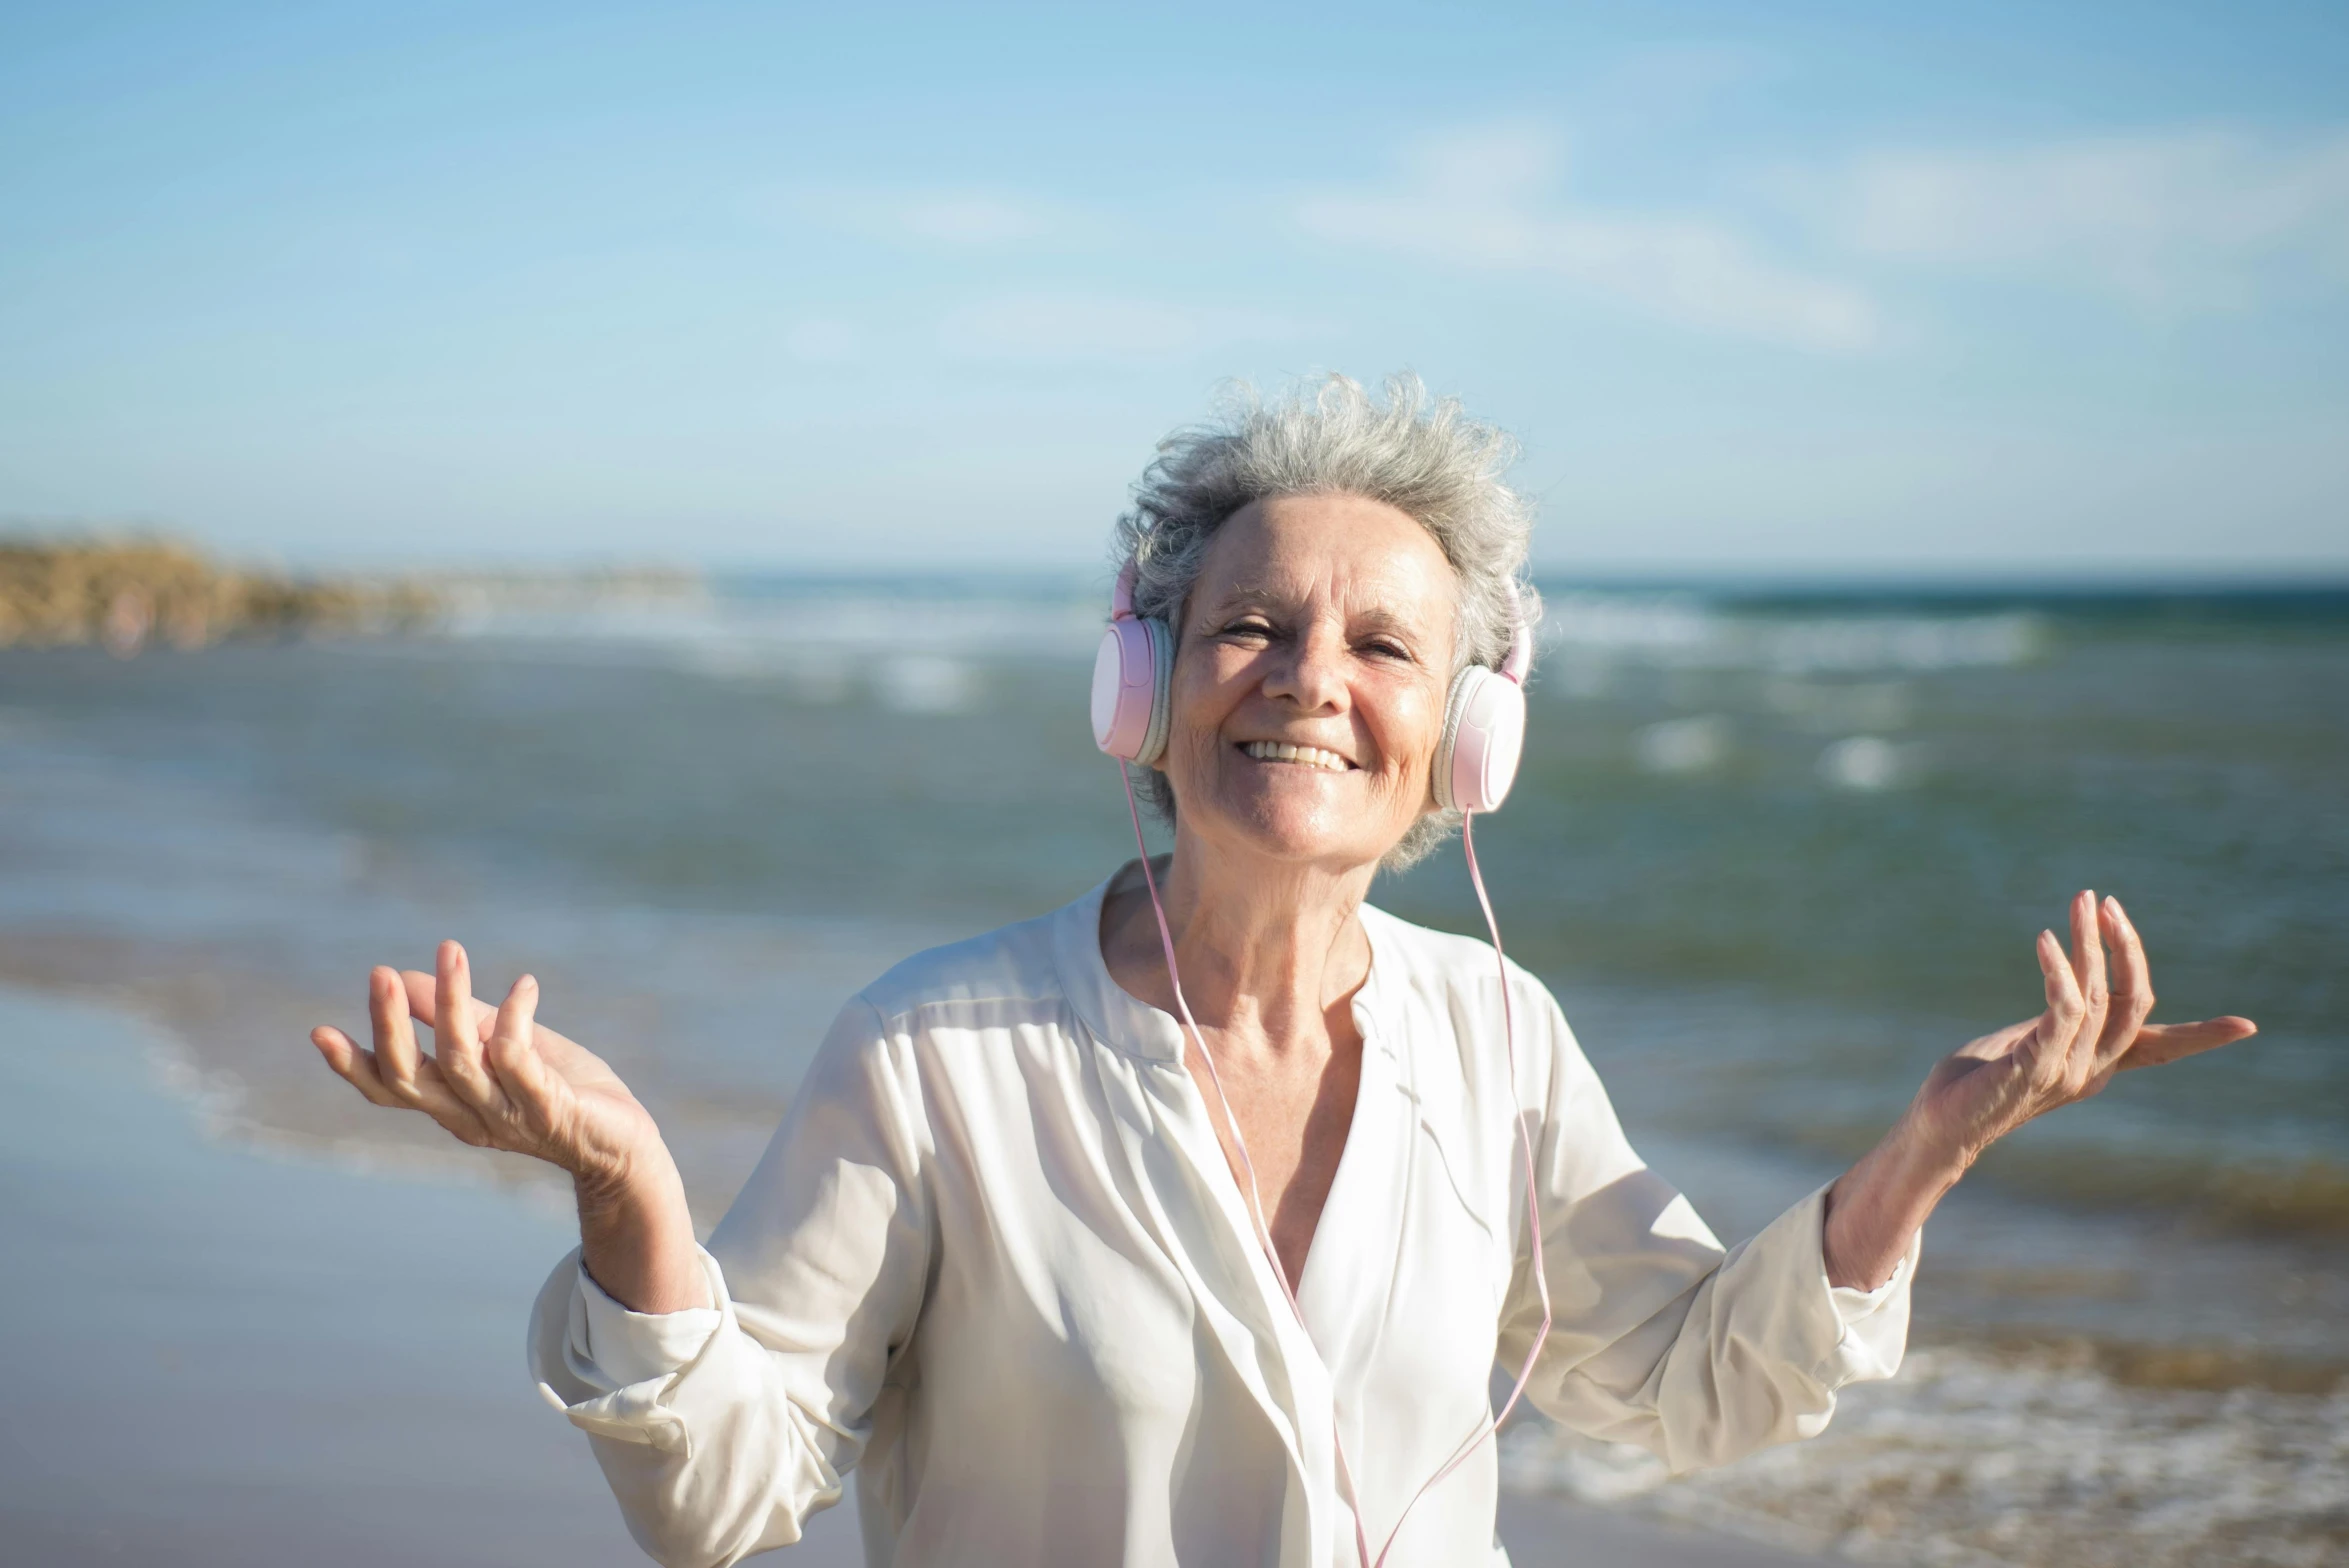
[2,1,2345,577]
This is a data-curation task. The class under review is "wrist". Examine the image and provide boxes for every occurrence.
[571,1138,683,1220]
[1882,1107,1976,1194]
[571,1142,707,1315]
[1823,1113,1966,1291]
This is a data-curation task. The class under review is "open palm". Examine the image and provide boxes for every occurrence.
[310,940,663,1189]
[1908,891,2257,1163]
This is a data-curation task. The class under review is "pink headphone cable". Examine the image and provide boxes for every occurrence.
[1116,762,1553,1567]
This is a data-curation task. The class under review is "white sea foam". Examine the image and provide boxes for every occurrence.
[405,582,1102,710]
[433,584,1103,670]
[1501,1343,2349,1567]
[1819,734,1914,792]
[1636,715,1732,775]
[876,655,977,714]
[1543,593,2043,675]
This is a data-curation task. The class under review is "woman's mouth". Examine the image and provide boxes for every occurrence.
[1240,741,1354,772]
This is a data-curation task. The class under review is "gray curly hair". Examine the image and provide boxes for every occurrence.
[1111,372,1542,870]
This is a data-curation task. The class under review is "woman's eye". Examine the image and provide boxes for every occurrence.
[1364,640,1412,662]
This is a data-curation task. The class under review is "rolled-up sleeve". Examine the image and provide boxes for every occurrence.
[1496,979,1917,1474]
[1825,1227,1916,1385]
[525,996,932,1568]
[566,1251,726,1392]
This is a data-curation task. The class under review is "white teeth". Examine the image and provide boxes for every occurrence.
[1242,741,1351,772]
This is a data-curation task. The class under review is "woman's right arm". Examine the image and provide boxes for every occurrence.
[311,951,932,1568]
[310,940,708,1313]
[1492,974,1912,1475]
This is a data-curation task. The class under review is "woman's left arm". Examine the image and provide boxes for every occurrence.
[1822,890,2258,1290]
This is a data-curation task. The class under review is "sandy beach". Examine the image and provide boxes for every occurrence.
[0,981,1845,1568]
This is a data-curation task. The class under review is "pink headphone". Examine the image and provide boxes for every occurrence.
[1090,561,1532,813]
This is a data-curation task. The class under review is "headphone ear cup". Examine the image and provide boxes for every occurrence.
[1434,666,1528,814]
[1137,617,1173,766]
[1090,616,1175,765]
[1433,667,1475,812]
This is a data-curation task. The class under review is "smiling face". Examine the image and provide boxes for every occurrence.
[1158,493,1458,874]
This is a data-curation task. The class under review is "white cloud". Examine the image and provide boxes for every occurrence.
[1299,123,1882,354]
[1823,128,2349,307]
[938,292,1308,365]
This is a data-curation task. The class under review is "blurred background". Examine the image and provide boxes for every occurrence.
[2,5,2343,1566]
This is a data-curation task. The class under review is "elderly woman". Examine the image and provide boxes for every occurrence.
[310,376,2254,1568]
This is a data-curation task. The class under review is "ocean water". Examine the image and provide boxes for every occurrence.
[1,576,2342,1565]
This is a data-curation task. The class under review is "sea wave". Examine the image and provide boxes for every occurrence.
[361,581,1105,708]
[1502,1338,2349,1567]
[1541,592,2044,674]
[425,580,2050,680]
[438,589,1102,663]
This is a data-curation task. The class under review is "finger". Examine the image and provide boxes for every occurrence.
[398,969,435,1029]
[2117,1016,2259,1072]
[2030,928,2087,1082]
[312,1025,403,1108]
[368,967,427,1102]
[406,966,601,1070]
[2067,890,2110,1087]
[399,969,439,1028]
[2068,890,2105,1009]
[485,974,560,1127]
[401,969,502,1036]
[2096,896,2155,1068]
[315,1024,498,1143]
[434,940,504,1115]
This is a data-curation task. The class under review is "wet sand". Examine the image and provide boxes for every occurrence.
[0,983,1840,1567]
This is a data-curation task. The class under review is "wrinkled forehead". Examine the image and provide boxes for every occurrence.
[1188,495,1459,632]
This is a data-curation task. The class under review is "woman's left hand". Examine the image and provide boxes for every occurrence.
[1906,890,2257,1169]
[1824,890,2256,1289]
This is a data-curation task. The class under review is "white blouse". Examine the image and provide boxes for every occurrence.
[528,872,1915,1568]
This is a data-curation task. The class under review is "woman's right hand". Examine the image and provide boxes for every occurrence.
[310,940,710,1312]
[310,939,662,1187]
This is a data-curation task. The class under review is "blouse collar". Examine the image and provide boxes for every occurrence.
[1050,861,1391,1066]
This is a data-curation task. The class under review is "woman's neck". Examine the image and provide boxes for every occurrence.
[1110,829,1376,1058]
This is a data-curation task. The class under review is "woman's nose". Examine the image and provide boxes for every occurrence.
[1268,624,1348,712]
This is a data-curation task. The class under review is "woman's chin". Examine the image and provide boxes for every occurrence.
[1194,790,1402,870]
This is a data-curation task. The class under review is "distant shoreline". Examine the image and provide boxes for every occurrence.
[0,534,438,652]
[0,532,706,653]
